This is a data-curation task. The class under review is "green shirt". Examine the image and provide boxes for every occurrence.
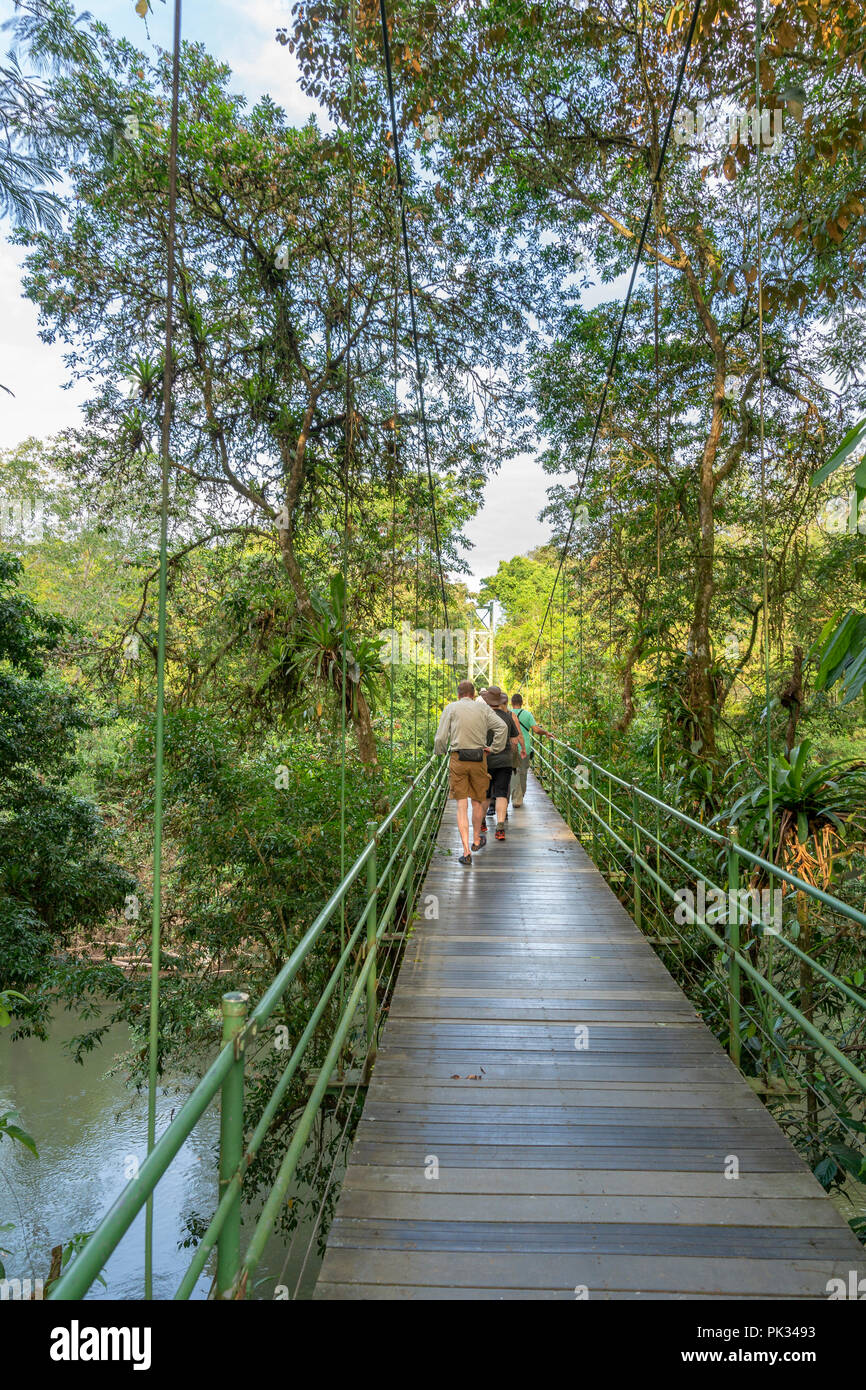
[515,708,535,756]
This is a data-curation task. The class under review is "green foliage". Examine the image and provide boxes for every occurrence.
[0,0,99,232]
[273,573,387,721]
[0,554,135,1034]
[811,611,866,707]
[719,741,866,855]
[55,1231,106,1290]
[0,1107,38,1158]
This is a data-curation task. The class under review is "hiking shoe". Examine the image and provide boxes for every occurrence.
[459,853,472,866]
[495,823,506,841]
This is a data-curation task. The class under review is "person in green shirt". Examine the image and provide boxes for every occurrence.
[509,693,548,808]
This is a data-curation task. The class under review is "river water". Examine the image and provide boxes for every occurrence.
[0,1012,325,1300]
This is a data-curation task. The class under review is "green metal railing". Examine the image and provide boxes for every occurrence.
[533,736,866,1112]
[49,754,447,1300]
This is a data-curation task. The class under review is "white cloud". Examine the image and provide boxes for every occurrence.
[459,452,552,592]
[0,242,87,449]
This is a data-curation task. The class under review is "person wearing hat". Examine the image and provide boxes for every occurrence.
[501,690,525,820]
[486,690,525,823]
[481,686,520,841]
[433,679,508,865]
[510,692,548,808]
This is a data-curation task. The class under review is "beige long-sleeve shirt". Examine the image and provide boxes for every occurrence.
[433,697,508,756]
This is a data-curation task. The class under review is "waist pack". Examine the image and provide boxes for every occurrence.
[457,747,484,762]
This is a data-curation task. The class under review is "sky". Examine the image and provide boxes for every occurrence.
[0,0,627,598]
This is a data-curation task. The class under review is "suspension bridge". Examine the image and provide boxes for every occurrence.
[315,769,865,1301]
[47,741,866,1301]
[31,0,866,1305]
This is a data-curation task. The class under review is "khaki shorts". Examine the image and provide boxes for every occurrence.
[448,751,489,802]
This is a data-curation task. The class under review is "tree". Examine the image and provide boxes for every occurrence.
[0,0,98,231]
[17,25,534,761]
[300,0,866,759]
[0,554,134,1034]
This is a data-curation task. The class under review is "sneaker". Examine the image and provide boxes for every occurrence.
[459,853,472,867]
[495,823,506,841]
[471,834,487,851]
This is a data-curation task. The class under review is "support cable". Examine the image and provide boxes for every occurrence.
[754,0,776,1007]
[378,0,451,633]
[337,0,357,1019]
[518,0,704,689]
[144,0,182,1302]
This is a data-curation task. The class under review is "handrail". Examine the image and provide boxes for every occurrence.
[573,770,866,1009]
[533,738,866,1098]
[49,753,447,1300]
[48,732,865,1298]
[547,735,866,927]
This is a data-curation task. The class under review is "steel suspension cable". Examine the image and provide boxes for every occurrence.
[653,192,664,899]
[608,398,614,768]
[377,0,451,633]
[145,0,182,1301]
[755,0,775,911]
[389,233,399,812]
[518,0,704,690]
[338,0,357,1017]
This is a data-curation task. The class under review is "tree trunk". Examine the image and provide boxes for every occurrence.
[782,646,804,755]
[685,408,721,759]
[277,498,378,768]
[614,625,645,733]
[352,687,378,768]
[670,236,727,762]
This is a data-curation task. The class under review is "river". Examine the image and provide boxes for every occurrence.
[0,1011,326,1300]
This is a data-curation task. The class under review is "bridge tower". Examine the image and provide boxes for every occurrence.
[468,601,494,687]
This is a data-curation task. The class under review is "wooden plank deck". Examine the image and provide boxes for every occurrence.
[315,773,866,1299]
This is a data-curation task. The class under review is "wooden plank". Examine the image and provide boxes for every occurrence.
[313,1282,819,1301]
[317,1249,865,1296]
[367,1084,759,1107]
[315,773,866,1300]
[348,1142,804,1171]
[335,1191,845,1228]
[338,1166,827,1198]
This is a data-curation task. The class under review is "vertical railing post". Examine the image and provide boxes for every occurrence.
[631,786,642,932]
[589,764,598,864]
[726,834,741,1070]
[798,889,818,1157]
[606,770,614,864]
[217,990,248,1298]
[406,775,416,911]
[365,819,378,1062]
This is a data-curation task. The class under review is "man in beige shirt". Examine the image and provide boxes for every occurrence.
[434,679,508,865]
